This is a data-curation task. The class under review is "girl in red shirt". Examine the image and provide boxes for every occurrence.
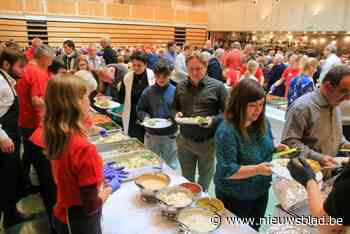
[43,75,126,234]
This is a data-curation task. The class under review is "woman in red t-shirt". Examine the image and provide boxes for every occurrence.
[269,54,301,98]
[43,75,127,234]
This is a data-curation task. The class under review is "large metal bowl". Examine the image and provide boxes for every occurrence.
[135,172,171,197]
[177,207,221,234]
[156,186,194,214]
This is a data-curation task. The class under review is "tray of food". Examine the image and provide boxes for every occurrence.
[102,150,163,181]
[96,138,144,154]
[94,96,120,109]
[267,95,288,107]
[89,131,129,145]
[95,121,122,132]
[175,116,210,126]
[89,113,112,125]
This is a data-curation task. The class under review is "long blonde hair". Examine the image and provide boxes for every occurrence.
[43,74,87,160]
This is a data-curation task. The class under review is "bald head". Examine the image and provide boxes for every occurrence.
[32,38,43,49]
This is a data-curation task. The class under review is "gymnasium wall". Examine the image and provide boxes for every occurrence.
[0,0,208,47]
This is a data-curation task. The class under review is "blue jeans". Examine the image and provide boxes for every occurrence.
[144,133,178,170]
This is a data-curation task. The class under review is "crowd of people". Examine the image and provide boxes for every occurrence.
[0,36,349,234]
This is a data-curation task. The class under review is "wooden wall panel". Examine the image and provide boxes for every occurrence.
[188,11,208,25]
[186,28,207,47]
[0,19,28,46]
[47,0,76,15]
[155,7,175,22]
[130,5,154,21]
[78,1,104,17]
[47,21,175,47]
[106,3,130,19]
[175,9,188,23]
[25,0,44,14]
[0,1,23,13]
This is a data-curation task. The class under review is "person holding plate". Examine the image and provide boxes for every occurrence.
[173,51,227,191]
[214,79,288,231]
[136,60,178,169]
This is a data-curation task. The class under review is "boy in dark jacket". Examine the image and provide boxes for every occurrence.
[136,60,178,169]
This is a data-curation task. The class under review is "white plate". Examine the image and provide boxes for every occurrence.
[142,118,172,129]
[94,100,120,109]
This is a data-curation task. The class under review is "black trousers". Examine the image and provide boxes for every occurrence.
[0,136,22,215]
[20,127,35,186]
[53,206,102,234]
[215,189,269,231]
[30,144,57,228]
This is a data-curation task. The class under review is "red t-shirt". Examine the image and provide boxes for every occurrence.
[225,69,240,87]
[224,50,243,70]
[24,48,35,61]
[52,134,103,224]
[240,65,264,83]
[281,67,301,97]
[17,63,51,129]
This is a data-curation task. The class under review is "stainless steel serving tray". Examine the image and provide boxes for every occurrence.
[96,138,145,154]
[102,150,164,181]
[89,130,129,145]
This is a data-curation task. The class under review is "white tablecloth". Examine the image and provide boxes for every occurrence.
[101,166,257,234]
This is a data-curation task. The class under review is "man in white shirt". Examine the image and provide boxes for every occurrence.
[174,44,192,83]
[319,43,341,83]
[0,48,33,230]
[87,43,105,70]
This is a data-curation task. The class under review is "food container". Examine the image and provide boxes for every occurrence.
[179,182,202,199]
[177,207,221,233]
[95,138,144,153]
[95,121,122,132]
[195,197,225,215]
[156,186,194,217]
[103,150,163,181]
[89,131,129,145]
[89,113,112,125]
[135,172,170,202]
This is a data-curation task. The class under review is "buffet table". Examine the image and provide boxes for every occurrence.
[101,165,257,234]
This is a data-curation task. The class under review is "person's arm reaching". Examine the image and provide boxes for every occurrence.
[281,105,326,163]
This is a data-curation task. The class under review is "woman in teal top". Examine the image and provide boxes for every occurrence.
[214,79,287,231]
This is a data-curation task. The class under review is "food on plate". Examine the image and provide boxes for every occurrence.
[177,208,219,233]
[135,173,170,191]
[93,132,129,144]
[115,151,161,170]
[144,118,157,127]
[176,116,210,125]
[195,197,225,214]
[306,159,321,172]
[157,187,193,208]
[96,98,110,108]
